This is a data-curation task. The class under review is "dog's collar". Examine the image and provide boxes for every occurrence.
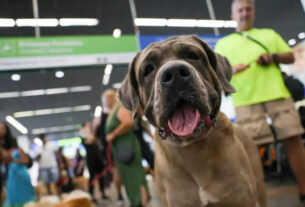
[158,115,217,140]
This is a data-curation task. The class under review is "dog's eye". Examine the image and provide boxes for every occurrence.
[186,52,200,60]
[143,64,155,77]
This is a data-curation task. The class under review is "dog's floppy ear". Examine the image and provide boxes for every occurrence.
[191,35,235,93]
[118,52,141,117]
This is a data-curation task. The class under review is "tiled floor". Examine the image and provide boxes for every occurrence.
[97,175,303,207]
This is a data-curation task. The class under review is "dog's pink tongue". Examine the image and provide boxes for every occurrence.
[168,106,200,136]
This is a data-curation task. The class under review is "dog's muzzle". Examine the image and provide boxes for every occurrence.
[159,61,193,89]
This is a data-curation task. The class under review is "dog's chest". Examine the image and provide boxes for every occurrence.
[199,187,218,206]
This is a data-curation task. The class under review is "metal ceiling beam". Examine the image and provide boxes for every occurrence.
[205,0,219,35]
[301,0,305,13]
[32,0,40,38]
[129,0,140,50]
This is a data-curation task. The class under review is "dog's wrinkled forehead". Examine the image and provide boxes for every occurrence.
[118,35,235,117]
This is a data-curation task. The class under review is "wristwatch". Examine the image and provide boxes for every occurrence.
[272,53,279,64]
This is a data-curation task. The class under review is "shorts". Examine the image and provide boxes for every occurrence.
[235,98,304,145]
[39,168,59,185]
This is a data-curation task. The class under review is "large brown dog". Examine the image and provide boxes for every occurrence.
[118,35,266,207]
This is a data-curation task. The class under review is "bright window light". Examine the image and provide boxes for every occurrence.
[6,115,28,134]
[55,71,64,78]
[59,18,99,26]
[113,29,122,38]
[94,106,102,117]
[16,18,58,27]
[0,18,15,27]
[11,74,21,81]
[134,18,167,26]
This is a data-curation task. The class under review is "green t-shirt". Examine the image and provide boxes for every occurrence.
[215,28,291,107]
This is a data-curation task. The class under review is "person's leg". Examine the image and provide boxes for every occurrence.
[140,186,149,206]
[112,167,123,200]
[283,135,305,194]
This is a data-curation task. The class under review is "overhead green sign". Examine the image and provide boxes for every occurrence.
[0,35,137,58]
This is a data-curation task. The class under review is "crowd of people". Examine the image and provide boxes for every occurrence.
[0,88,155,207]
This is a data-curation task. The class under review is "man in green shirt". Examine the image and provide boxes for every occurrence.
[215,0,305,205]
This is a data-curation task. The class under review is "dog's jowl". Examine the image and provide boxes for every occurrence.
[118,35,266,207]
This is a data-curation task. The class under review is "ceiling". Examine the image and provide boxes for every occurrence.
[1,0,305,140]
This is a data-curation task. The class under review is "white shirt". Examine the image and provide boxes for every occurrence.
[37,142,58,169]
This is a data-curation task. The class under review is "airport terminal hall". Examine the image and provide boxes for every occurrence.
[1,0,305,207]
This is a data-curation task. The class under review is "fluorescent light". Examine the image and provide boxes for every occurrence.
[0,18,15,27]
[16,18,58,27]
[102,75,110,85]
[94,106,102,117]
[55,71,64,78]
[69,86,92,92]
[223,20,237,28]
[134,18,167,26]
[104,64,113,75]
[167,19,197,27]
[21,89,45,97]
[53,107,72,114]
[112,83,122,89]
[35,109,53,115]
[0,85,92,99]
[288,39,296,46]
[6,115,28,134]
[0,92,20,99]
[45,87,69,95]
[298,32,305,39]
[134,18,237,28]
[11,74,21,81]
[14,105,91,118]
[32,125,79,134]
[73,105,91,111]
[34,138,43,146]
[59,18,99,26]
[113,29,121,38]
[32,128,47,134]
[14,111,35,118]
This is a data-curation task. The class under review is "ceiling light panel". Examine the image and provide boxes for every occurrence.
[134,18,237,28]
[6,115,28,134]
[59,18,99,26]
[0,92,20,99]
[0,18,15,27]
[16,18,58,27]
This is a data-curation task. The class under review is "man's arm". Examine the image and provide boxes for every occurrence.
[257,52,295,66]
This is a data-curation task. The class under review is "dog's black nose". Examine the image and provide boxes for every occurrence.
[160,63,192,87]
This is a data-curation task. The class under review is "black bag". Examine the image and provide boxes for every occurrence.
[281,72,305,101]
[116,146,135,164]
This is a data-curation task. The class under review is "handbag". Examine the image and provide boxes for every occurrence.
[237,33,305,101]
[116,140,135,164]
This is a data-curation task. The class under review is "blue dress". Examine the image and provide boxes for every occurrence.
[4,149,36,207]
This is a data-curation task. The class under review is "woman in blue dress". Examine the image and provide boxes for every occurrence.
[3,137,36,207]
